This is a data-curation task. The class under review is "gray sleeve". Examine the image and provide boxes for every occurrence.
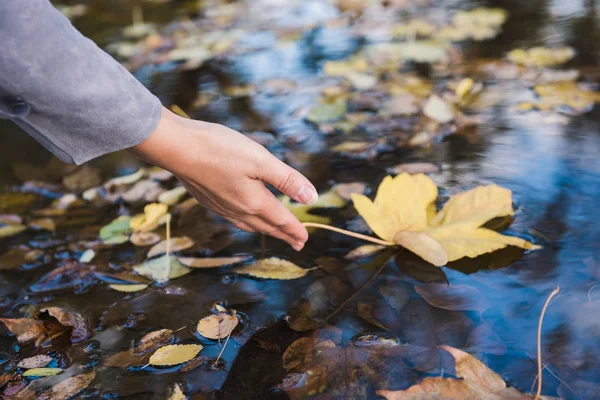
[0,0,162,165]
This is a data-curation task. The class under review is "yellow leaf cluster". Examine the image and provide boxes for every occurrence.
[351,173,540,266]
[507,47,575,67]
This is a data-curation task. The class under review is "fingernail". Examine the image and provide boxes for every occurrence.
[297,185,318,205]
[292,242,304,251]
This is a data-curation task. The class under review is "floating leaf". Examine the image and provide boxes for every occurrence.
[196,311,238,339]
[138,329,174,354]
[37,371,95,400]
[159,186,188,206]
[99,216,131,244]
[109,283,149,292]
[130,231,161,247]
[147,236,194,258]
[104,168,145,187]
[178,255,252,268]
[0,224,26,239]
[415,283,491,312]
[233,257,315,280]
[28,218,56,233]
[530,81,600,113]
[376,346,543,399]
[169,383,187,400]
[438,8,507,42]
[350,173,540,265]
[280,189,347,227]
[122,179,163,203]
[508,46,575,67]
[79,249,95,263]
[22,368,62,377]
[423,95,455,123]
[17,355,53,369]
[130,203,168,232]
[0,318,46,344]
[150,344,203,366]
[133,255,191,283]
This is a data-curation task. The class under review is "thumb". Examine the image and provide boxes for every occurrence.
[258,154,318,205]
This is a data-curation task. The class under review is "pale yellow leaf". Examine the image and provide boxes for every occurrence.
[345,244,386,259]
[104,168,145,187]
[79,249,95,263]
[130,203,168,232]
[133,255,191,283]
[178,255,252,268]
[147,236,194,258]
[23,368,62,377]
[130,231,161,247]
[149,344,202,366]
[109,283,149,292]
[169,383,187,400]
[17,355,53,369]
[196,311,238,339]
[0,224,26,239]
[233,257,315,280]
[158,186,188,206]
[393,231,448,266]
[423,95,455,123]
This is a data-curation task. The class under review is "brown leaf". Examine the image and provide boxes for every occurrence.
[377,346,541,399]
[40,307,89,342]
[178,255,252,268]
[130,231,161,247]
[103,348,149,368]
[196,311,238,340]
[17,355,53,369]
[357,303,390,331]
[282,337,335,373]
[38,371,96,400]
[62,165,101,192]
[0,318,46,344]
[137,329,174,354]
[415,283,491,312]
[147,236,195,258]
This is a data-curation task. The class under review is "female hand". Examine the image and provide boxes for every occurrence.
[131,107,318,251]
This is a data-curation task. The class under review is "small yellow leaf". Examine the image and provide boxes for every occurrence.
[345,244,386,260]
[178,255,252,268]
[169,383,187,400]
[109,283,149,293]
[233,257,315,280]
[104,168,145,187]
[79,249,96,263]
[393,231,448,267]
[280,189,347,229]
[0,224,26,239]
[158,186,188,206]
[22,368,62,377]
[147,236,194,258]
[196,311,238,339]
[455,78,474,100]
[130,203,168,232]
[149,344,202,366]
[423,95,455,123]
[133,255,191,283]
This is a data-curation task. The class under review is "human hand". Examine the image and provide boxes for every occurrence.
[130,107,318,250]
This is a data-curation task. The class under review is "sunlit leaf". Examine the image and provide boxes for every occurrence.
[149,344,203,366]
[423,95,455,123]
[22,368,62,377]
[109,283,149,293]
[280,189,347,228]
[147,236,194,258]
[130,203,168,232]
[178,255,252,268]
[133,255,191,283]
[233,257,315,280]
[196,310,238,339]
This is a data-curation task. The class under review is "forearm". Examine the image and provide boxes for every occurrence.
[0,0,161,164]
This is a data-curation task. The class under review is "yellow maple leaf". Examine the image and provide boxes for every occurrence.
[331,173,541,266]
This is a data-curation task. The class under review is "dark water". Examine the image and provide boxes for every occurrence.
[0,0,600,398]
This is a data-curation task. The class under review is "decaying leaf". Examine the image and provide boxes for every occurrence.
[138,329,174,354]
[17,355,53,369]
[103,329,174,368]
[233,257,315,280]
[28,218,56,233]
[22,368,62,377]
[196,310,238,339]
[109,283,149,292]
[357,303,390,331]
[147,236,194,258]
[130,203,168,232]
[133,255,191,283]
[150,344,203,366]
[169,383,187,400]
[130,231,161,247]
[350,173,540,265]
[376,346,545,399]
[415,283,491,312]
[178,255,252,269]
[37,371,96,400]
[0,318,47,344]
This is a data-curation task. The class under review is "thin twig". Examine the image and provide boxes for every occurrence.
[302,222,395,247]
[325,251,396,322]
[166,214,172,257]
[215,331,232,366]
[535,286,560,399]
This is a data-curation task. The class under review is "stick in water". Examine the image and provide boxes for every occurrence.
[535,286,560,399]
[302,222,395,246]
[165,214,172,272]
[215,331,232,366]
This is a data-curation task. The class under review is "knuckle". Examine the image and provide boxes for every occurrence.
[277,171,298,193]
[241,195,269,215]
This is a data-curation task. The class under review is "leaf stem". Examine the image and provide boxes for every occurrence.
[325,251,397,322]
[215,331,232,366]
[302,223,395,246]
[535,286,560,399]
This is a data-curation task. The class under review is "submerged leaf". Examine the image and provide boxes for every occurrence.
[133,255,191,283]
[415,283,491,312]
[233,257,315,280]
[150,344,202,366]
[38,371,96,400]
[196,311,238,339]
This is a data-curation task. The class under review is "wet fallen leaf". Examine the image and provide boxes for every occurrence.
[0,246,35,270]
[169,383,187,400]
[104,168,145,188]
[438,8,507,42]
[22,368,62,377]
[178,255,252,268]
[387,162,439,175]
[467,324,508,356]
[62,165,101,192]
[0,224,27,239]
[508,46,575,67]
[423,95,455,123]
[323,56,369,76]
[261,77,297,94]
[344,72,378,90]
[233,257,315,280]
[196,310,238,339]
[150,344,203,366]
[350,173,540,265]
[382,94,419,116]
[280,189,347,227]
[365,41,448,64]
[17,355,53,369]
[147,236,194,258]
[0,192,38,214]
[333,182,367,201]
[138,329,174,354]
[109,283,149,292]
[38,371,96,400]
[377,346,546,399]
[133,255,191,283]
[159,186,188,206]
[357,303,390,331]
[306,97,347,123]
[130,231,161,247]
[415,283,491,312]
[40,307,89,342]
[99,216,131,244]
[0,318,46,344]
[130,203,168,232]
[531,81,600,113]
[345,244,385,259]
[122,179,163,203]
[78,249,95,263]
[282,337,334,373]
